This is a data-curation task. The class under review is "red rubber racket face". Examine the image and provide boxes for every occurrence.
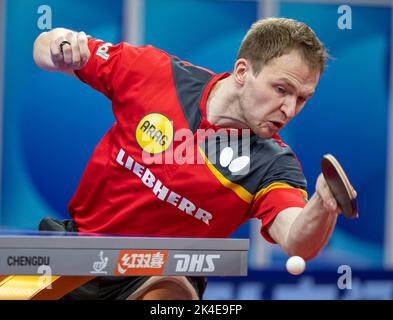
[321,154,359,219]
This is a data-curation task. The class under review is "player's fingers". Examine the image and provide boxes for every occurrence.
[66,32,81,69]
[316,174,337,211]
[50,38,65,67]
[77,32,90,67]
[61,33,74,66]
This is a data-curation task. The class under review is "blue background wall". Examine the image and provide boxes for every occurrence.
[1,0,392,299]
[2,0,121,227]
[277,2,390,269]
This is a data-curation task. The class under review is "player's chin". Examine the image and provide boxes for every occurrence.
[254,126,277,139]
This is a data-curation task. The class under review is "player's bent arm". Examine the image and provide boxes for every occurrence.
[268,174,340,261]
[33,28,91,76]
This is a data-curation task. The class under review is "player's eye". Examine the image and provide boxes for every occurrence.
[297,96,306,104]
[275,86,286,95]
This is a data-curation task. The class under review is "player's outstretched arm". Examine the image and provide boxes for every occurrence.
[33,28,91,76]
[268,173,356,261]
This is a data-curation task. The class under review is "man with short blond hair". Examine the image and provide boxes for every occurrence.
[33,17,354,300]
[238,18,327,75]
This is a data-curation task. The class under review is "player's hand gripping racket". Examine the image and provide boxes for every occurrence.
[321,154,359,219]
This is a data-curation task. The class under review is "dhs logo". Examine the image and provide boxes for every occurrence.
[174,254,220,273]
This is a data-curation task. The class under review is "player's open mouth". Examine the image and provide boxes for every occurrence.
[270,121,283,129]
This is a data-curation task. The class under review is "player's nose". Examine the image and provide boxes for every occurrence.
[281,98,297,119]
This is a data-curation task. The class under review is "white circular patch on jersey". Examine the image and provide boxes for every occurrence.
[228,156,250,173]
[219,147,234,168]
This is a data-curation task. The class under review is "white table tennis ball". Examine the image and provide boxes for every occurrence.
[286,256,306,275]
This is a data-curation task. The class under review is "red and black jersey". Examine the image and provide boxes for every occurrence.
[69,39,308,243]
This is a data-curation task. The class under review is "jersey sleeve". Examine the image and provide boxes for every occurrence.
[74,38,151,100]
[250,152,308,244]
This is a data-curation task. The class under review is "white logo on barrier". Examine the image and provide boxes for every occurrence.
[37,265,53,289]
[219,147,250,175]
[174,254,221,273]
[90,251,109,274]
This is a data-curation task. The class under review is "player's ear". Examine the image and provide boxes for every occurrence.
[233,58,249,85]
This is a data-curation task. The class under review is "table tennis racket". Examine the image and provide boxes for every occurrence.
[321,154,359,219]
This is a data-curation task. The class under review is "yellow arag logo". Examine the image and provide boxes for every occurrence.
[136,113,173,154]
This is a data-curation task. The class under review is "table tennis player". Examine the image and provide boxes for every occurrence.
[33,17,356,300]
